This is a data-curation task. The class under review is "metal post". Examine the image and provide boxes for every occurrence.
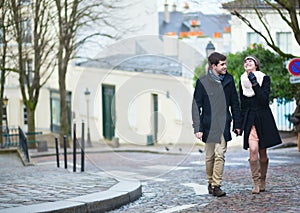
[55,137,60,168]
[81,121,85,172]
[73,123,76,172]
[87,97,91,146]
[63,135,67,169]
[3,97,10,145]
[84,88,92,147]
[298,132,300,152]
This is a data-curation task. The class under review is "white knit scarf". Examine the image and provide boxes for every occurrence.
[241,71,265,97]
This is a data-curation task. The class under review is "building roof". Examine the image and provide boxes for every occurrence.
[159,11,187,35]
[76,54,183,77]
[159,11,231,37]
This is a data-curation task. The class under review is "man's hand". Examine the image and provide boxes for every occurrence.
[233,129,241,136]
[195,132,203,140]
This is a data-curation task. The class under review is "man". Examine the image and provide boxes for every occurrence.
[192,52,241,197]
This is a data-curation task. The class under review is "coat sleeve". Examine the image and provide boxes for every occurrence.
[239,81,246,115]
[230,77,241,129]
[252,76,270,107]
[293,106,300,117]
[192,79,203,133]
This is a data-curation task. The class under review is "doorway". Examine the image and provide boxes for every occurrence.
[152,94,158,143]
[102,85,115,140]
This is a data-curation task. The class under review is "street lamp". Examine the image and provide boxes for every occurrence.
[3,96,9,145]
[205,41,215,57]
[84,88,92,147]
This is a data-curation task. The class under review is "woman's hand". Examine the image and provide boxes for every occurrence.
[248,72,258,85]
[195,132,203,140]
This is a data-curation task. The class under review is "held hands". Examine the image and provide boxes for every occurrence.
[233,129,241,136]
[248,72,258,85]
[195,132,203,141]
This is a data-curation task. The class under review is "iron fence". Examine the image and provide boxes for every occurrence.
[271,99,295,132]
[0,126,30,163]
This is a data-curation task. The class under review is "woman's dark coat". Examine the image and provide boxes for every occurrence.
[192,72,241,143]
[239,76,282,150]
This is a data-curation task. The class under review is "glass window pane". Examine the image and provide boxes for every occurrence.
[51,99,60,126]
[277,32,291,53]
[247,32,260,47]
[21,19,32,44]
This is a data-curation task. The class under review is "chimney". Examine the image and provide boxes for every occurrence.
[164,0,170,23]
[183,2,189,10]
[172,2,176,12]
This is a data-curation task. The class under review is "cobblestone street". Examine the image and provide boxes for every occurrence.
[107,146,300,213]
[0,141,299,212]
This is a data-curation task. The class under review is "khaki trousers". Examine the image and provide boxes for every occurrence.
[205,136,227,187]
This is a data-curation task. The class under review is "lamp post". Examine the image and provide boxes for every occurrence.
[84,88,92,147]
[3,96,9,144]
[205,41,215,57]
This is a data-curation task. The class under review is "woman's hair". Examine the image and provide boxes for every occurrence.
[244,55,260,71]
[208,52,226,66]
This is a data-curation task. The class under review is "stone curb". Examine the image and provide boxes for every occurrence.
[0,180,142,213]
[30,149,187,159]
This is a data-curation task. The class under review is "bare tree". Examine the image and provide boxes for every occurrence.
[0,0,13,144]
[54,0,129,144]
[10,0,57,146]
[223,0,300,59]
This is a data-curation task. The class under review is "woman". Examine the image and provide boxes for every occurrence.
[239,55,282,194]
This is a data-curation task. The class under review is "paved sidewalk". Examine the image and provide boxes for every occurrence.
[0,149,141,213]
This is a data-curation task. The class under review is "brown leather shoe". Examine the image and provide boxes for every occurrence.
[212,186,226,197]
[208,184,213,194]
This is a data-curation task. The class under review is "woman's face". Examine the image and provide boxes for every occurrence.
[244,59,256,73]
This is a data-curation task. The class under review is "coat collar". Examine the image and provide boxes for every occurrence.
[201,72,232,87]
[221,73,231,87]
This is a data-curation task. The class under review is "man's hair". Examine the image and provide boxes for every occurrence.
[208,52,226,66]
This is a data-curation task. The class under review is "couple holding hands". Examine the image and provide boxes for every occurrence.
[192,52,282,197]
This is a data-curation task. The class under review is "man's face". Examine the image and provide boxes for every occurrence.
[213,60,227,75]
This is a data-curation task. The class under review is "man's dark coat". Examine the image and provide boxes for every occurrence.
[192,72,241,143]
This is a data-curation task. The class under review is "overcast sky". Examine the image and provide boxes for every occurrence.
[157,0,231,14]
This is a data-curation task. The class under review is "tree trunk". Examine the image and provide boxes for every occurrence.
[27,107,36,148]
[59,60,69,147]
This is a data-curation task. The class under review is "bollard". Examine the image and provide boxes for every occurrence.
[63,135,67,169]
[81,122,85,172]
[55,137,60,168]
[73,123,76,172]
[298,132,300,152]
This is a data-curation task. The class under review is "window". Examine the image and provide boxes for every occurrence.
[2,104,7,123]
[51,94,60,131]
[23,106,27,125]
[50,90,72,135]
[21,19,32,44]
[23,59,33,85]
[276,32,292,53]
[21,0,31,5]
[247,32,260,48]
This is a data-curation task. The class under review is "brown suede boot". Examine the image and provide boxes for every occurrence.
[249,160,260,194]
[260,159,269,192]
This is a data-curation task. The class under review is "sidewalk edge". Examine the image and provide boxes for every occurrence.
[0,180,142,213]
